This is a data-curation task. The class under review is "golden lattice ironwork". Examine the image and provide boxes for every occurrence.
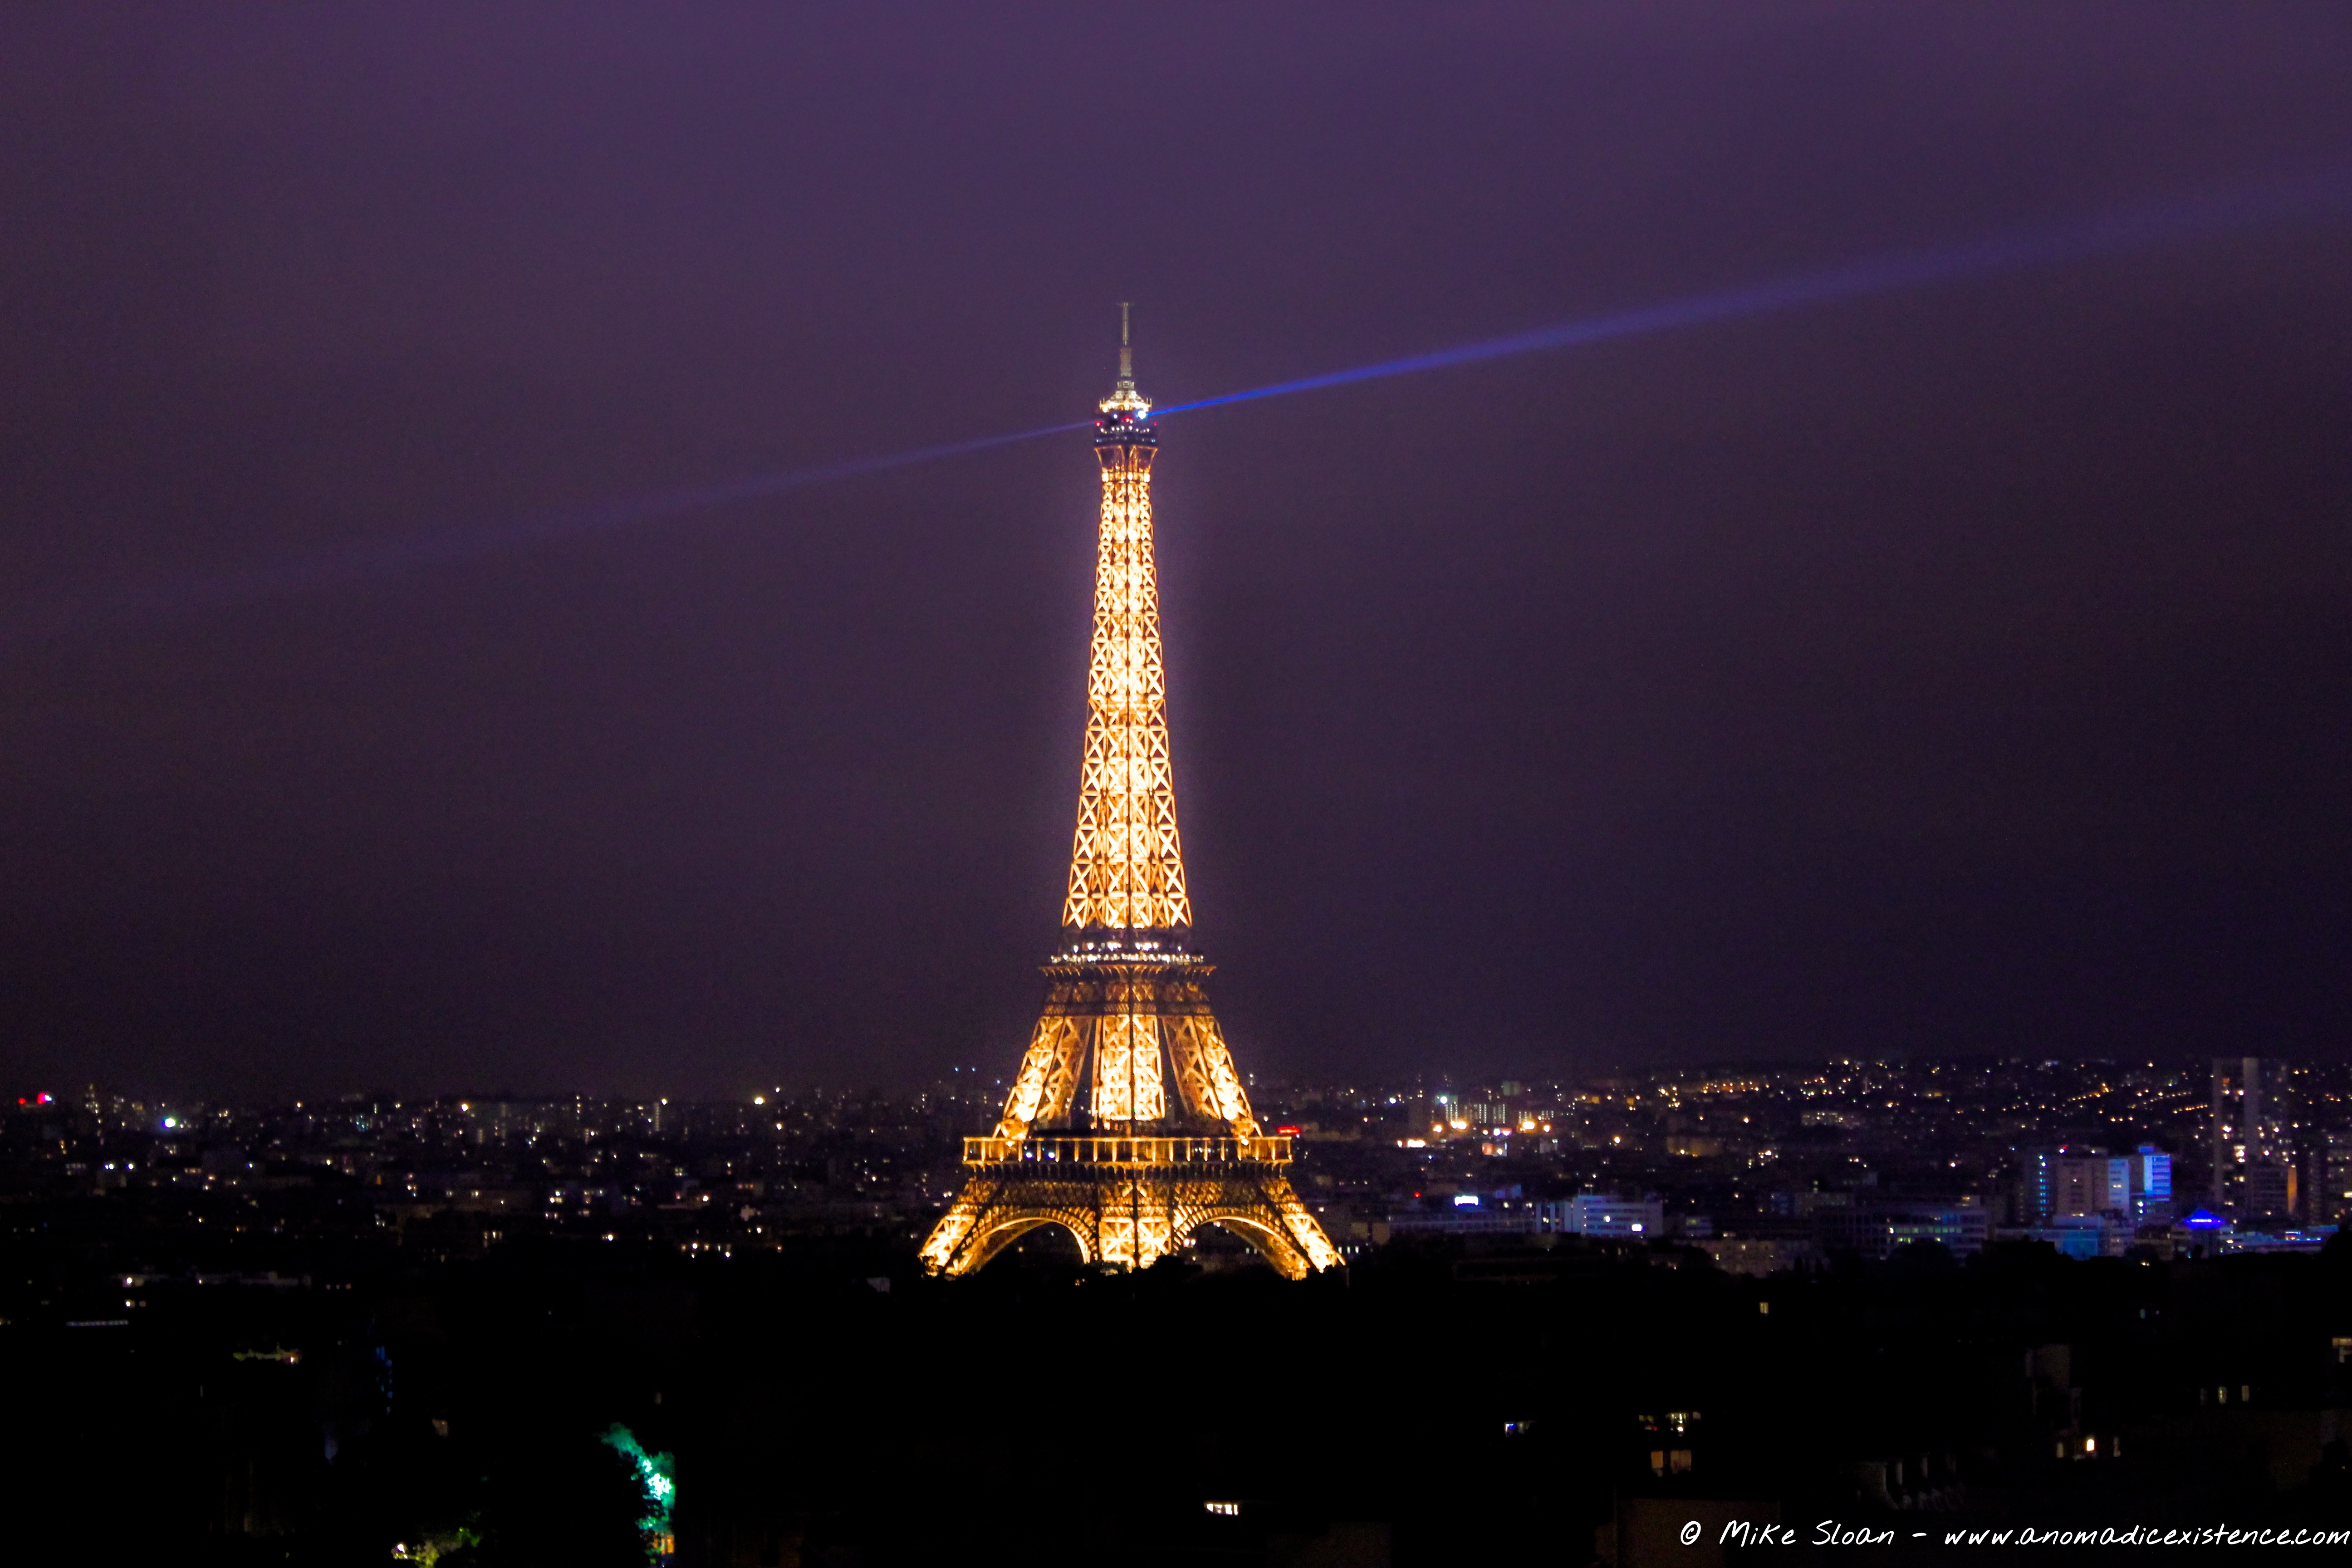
[921,315,1340,1279]
[1063,316,1189,933]
[919,1155,1342,1278]
[990,948,1260,1141]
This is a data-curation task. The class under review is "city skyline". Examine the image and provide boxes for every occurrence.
[16,1041,2348,1555]
[21,1048,2348,1244]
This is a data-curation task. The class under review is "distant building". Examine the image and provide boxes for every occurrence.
[2125,1147,2174,1226]
[2215,1225,2337,1255]
[2019,1145,2172,1229]
[2054,1155,2128,1220]
[1382,1209,1535,1238]
[2020,1149,2062,1225]
[2211,1058,2296,1219]
[2320,1130,2352,1225]
[1999,1217,2130,1260]
[1696,1236,1823,1277]
[1815,1198,1989,1259]
[2020,1147,2130,1223]
[1539,1192,1664,1238]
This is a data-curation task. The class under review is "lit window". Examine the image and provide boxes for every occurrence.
[1204,1501,1240,1517]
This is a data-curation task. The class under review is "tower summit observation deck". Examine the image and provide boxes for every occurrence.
[919,310,1342,1277]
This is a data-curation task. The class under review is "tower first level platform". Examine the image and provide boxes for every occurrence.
[918,945,1343,1278]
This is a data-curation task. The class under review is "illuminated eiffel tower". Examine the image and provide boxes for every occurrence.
[920,309,1342,1279]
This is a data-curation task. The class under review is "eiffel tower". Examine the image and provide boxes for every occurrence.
[919,309,1342,1279]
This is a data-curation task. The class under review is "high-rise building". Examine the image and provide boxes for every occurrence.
[2019,1148,2063,1225]
[2210,1058,2297,1219]
[2016,1146,2170,1228]
[2316,1129,2352,1225]
[2125,1146,2174,1226]
[2020,1147,2118,1223]
[2055,1156,2129,1220]
[919,315,1341,1278]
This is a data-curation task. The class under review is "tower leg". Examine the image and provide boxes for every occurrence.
[992,1016,1086,1140]
[924,1165,1340,1279]
[1096,1175,1176,1270]
[917,1176,997,1275]
[921,1177,1105,1277]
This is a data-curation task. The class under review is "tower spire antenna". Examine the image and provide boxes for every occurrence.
[1101,302,1148,415]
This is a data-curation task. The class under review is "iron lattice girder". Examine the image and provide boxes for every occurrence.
[916,1158,1342,1279]
[1063,441,1191,933]
[989,956,1261,1141]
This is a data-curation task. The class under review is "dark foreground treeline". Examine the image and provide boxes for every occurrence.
[8,1222,2352,1567]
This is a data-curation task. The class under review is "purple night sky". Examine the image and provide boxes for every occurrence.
[2,5,2350,1099]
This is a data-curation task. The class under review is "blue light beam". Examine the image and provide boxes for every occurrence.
[0,420,1090,643]
[1153,164,2352,418]
[8,162,2351,644]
